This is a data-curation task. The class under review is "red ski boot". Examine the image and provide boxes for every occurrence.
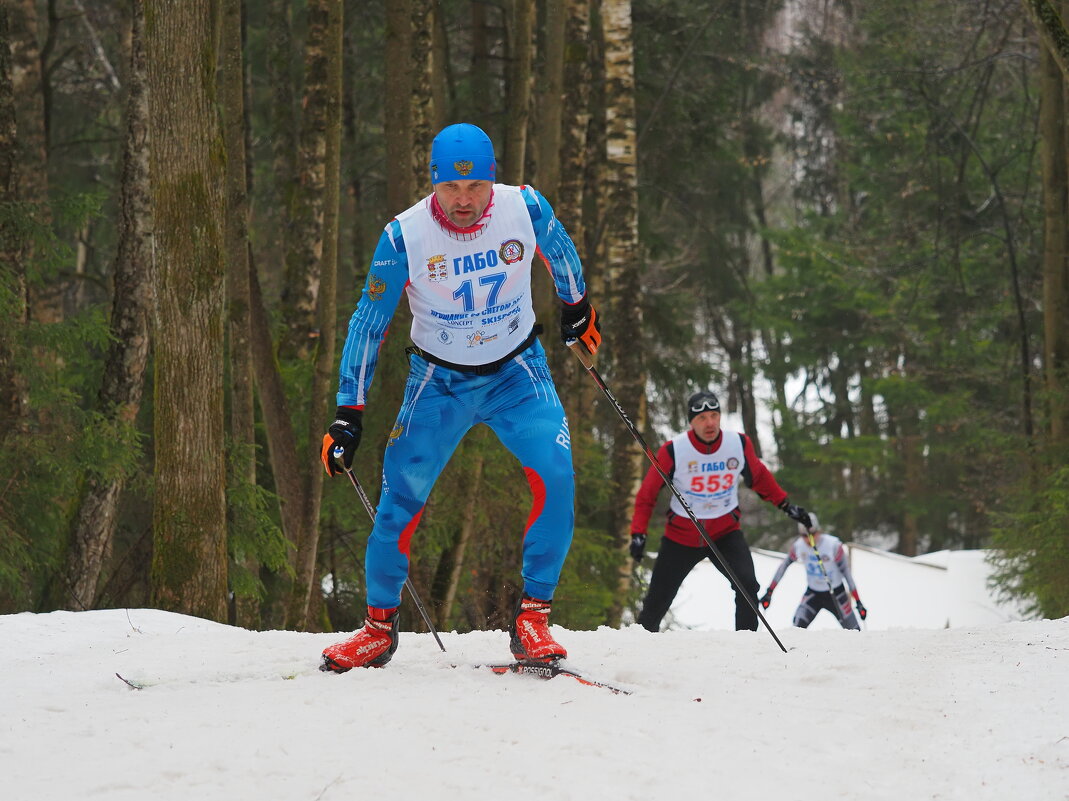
[509,596,567,662]
[321,607,399,672]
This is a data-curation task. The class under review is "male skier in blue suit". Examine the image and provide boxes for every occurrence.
[320,123,601,671]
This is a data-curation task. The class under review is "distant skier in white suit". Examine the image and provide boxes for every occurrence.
[760,515,867,630]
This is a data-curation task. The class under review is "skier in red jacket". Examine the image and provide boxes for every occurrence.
[629,391,812,631]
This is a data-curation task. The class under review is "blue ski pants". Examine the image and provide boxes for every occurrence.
[365,339,575,609]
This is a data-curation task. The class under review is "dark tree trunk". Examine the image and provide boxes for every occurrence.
[63,0,153,611]
[0,6,28,439]
[146,0,228,622]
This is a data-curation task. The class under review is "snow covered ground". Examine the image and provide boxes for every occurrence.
[670,543,1026,631]
[3,547,1067,801]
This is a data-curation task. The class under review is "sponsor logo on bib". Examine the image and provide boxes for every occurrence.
[426,254,447,282]
[499,239,525,264]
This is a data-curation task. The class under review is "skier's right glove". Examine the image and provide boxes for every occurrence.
[777,498,812,529]
[759,590,773,609]
[321,406,363,477]
[560,295,602,355]
[629,532,647,562]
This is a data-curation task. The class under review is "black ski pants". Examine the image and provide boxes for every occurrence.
[637,530,760,632]
[793,584,861,630]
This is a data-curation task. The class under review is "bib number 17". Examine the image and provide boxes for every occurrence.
[453,272,506,312]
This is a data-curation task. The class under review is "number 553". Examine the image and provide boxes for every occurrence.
[690,474,733,492]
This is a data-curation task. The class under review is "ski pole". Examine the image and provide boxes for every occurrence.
[803,529,847,626]
[566,342,787,653]
[333,448,446,653]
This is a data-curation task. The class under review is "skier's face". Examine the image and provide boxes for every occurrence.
[690,410,721,442]
[435,179,492,227]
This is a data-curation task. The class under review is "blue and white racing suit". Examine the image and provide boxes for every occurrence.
[336,184,587,609]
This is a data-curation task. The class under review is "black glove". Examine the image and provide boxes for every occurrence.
[560,296,602,355]
[629,532,647,562]
[778,498,812,528]
[759,590,773,609]
[321,406,362,477]
[856,599,867,620]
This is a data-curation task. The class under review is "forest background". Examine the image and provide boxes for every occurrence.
[2,0,1068,637]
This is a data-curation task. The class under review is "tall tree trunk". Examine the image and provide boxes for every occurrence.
[502,0,533,184]
[262,0,296,295]
[601,0,645,624]
[10,0,56,326]
[551,0,592,412]
[63,0,153,611]
[470,2,493,133]
[536,0,566,199]
[221,0,260,627]
[1022,0,1069,78]
[1038,23,1069,446]
[248,4,303,628]
[0,5,29,440]
[286,0,344,631]
[530,0,567,345]
[385,0,415,216]
[279,0,338,362]
[146,0,228,622]
[429,1,451,130]
[249,253,304,628]
[410,0,433,197]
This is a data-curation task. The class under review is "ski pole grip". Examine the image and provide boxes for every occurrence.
[332,445,349,473]
[566,338,595,369]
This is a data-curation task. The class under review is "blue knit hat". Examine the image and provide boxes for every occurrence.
[429,123,497,184]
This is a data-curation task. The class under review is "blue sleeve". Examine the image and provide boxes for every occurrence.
[336,221,409,407]
[522,185,587,305]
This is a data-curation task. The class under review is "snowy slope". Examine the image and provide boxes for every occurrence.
[2,605,1067,801]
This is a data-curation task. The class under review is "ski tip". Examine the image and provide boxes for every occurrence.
[115,672,144,690]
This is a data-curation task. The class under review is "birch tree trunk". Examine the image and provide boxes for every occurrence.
[63,0,153,611]
[550,0,592,407]
[601,0,645,623]
[286,0,343,631]
[279,0,337,362]
[146,0,228,622]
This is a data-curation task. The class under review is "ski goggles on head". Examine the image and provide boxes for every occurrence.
[687,392,720,419]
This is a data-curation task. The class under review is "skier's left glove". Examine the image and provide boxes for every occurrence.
[629,532,647,562]
[852,591,867,620]
[321,406,362,477]
[560,295,602,355]
[778,498,812,528]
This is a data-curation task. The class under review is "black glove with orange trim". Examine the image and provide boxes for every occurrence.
[321,406,362,477]
[560,296,602,355]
